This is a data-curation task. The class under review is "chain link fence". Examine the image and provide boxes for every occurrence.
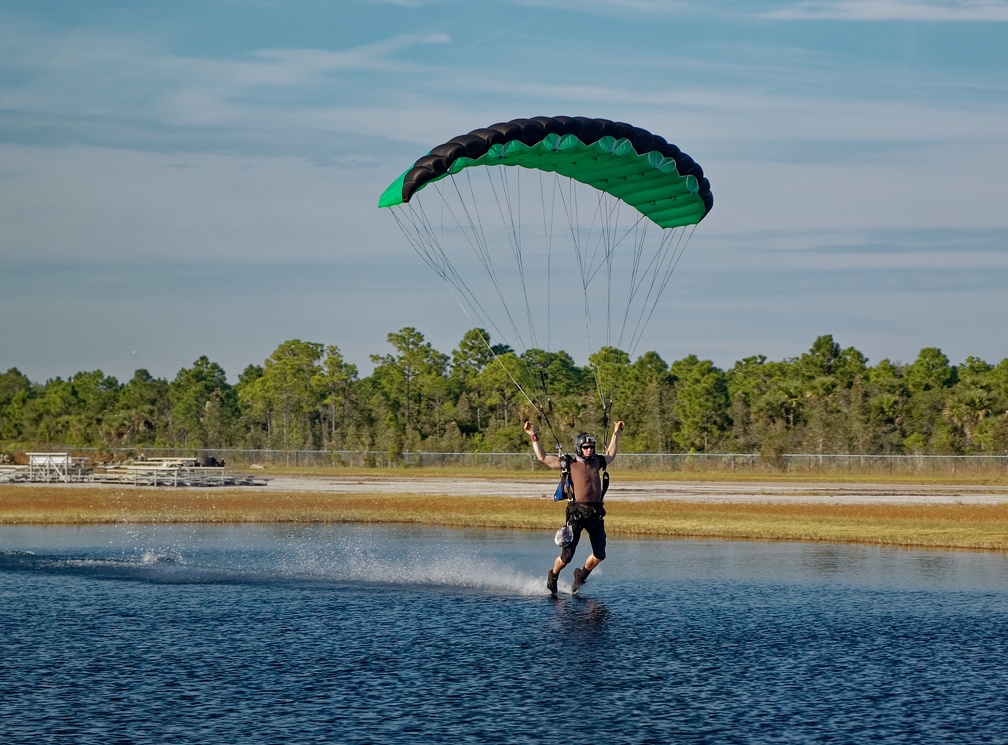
[41,447,1008,477]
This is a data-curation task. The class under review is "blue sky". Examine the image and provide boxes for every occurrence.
[2,0,1007,384]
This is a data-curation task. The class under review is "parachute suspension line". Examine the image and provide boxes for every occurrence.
[417,179,554,427]
[389,204,439,271]
[469,327,557,445]
[555,176,595,370]
[602,193,617,351]
[576,186,628,419]
[583,189,621,426]
[446,172,497,289]
[531,171,556,409]
[600,193,622,409]
[600,198,678,362]
[463,324,564,452]
[584,191,615,428]
[584,191,627,429]
[530,363,566,453]
[392,201,494,327]
[393,200,512,358]
[513,170,567,443]
[553,176,624,435]
[390,202,506,353]
[438,172,535,361]
[486,166,538,355]
[615,209,652,355]
[483,166,557,421]
[621,221,695,359]
[621,226,675,358]
[462,170,557,422]
[552,173,600,408]
[589,198,671,432]
[543,171,564,355]
[470,168,562,426]
[534,174,603,441]
[397,191,551,427]
[631,222,697,354]
[490,166,560,423]
[540,171,553,355]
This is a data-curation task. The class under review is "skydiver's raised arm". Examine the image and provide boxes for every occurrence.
[603,420,625,465]
[524,420,562,469]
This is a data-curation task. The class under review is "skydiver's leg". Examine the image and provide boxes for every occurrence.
[572,519,606,593]
[547,523,582,594]
[558,523,583,570]
[584,518,606,569]
[546,556,565,596]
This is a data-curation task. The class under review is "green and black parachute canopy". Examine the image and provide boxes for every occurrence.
[379,115,712,229]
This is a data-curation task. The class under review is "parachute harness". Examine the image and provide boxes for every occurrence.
[557,440,609,506]
[557,450,608,547]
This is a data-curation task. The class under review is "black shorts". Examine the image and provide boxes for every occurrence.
[560,501,606,564]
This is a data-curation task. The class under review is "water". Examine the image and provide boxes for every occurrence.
[2,524,1008,744]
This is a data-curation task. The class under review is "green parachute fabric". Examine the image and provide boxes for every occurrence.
[378,116,713,229]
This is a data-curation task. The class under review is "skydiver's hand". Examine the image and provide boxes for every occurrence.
[523,420,535,436]
[614,420,626,434]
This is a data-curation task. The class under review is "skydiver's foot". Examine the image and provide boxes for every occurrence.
[571,567,588,595]
[546,569,558,597]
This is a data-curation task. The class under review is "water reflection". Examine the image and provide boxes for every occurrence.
[551,597,610,635]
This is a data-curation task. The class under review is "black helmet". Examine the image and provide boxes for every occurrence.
[574,433,596,453]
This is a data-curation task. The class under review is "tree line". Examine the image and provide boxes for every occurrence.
[2,329,1008,459]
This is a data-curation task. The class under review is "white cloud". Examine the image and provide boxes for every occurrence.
[514,0,699,16]
[0,15,451,127]
[762,0,1008,22]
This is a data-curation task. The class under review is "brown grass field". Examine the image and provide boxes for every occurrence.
[3,481,1008,551]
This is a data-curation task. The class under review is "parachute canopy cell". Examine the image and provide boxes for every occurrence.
[378,116,713,229]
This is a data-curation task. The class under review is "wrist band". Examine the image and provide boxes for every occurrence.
[530,435,537,442]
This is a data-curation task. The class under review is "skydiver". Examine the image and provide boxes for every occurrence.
[523,419,625,597]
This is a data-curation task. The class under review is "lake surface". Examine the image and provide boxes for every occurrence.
[2,524,1008,744]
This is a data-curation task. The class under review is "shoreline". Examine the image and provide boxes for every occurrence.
[3,475,1008,551]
